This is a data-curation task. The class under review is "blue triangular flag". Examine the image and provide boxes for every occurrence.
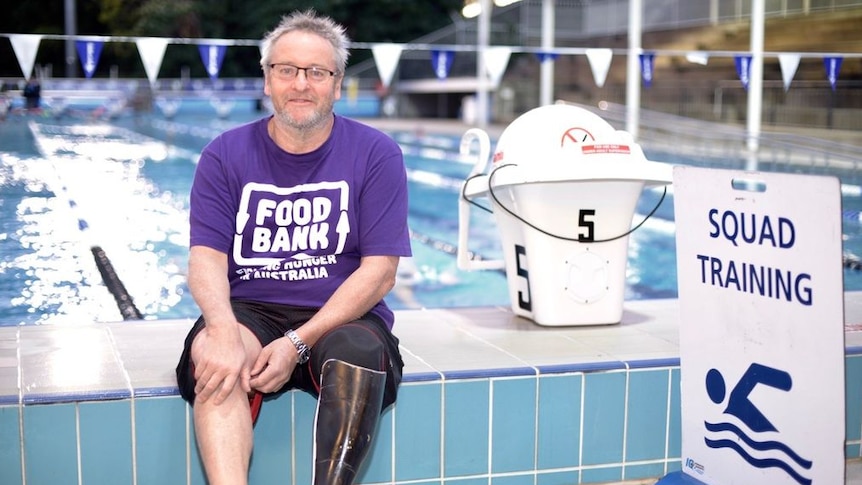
[640,52,655,88]
[76,40,104,79]
[198,44,227,81]
[535,51,559,63]
[823,56,843,91]
[430,50,454,80]
[735,54,752,91]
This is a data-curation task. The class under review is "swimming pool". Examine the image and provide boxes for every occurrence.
[1,102,860,326]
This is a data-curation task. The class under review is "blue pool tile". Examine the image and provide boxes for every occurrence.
[492,376,537,474]
[444,379,490,477]
[250,392,292,483]
[537,374,582,470]
[625,461,668,481]
[628,357,681,369]
[135,397,187,485]
[847,443,861,459]
[537,469,579,485]
[492,473,536,485]
[395,382,443,481]
[625,369,670,462]
[448,477,487,485]
[23,403,78,485]
[581,371,627,466]
[581,465,623,483]
[0,406,22,485]
[360,404,394,483]
[293,391,317,485]
[667,368,682,458]
[79,400,133,484]
[443,367,536,380]
[846,355,862,442]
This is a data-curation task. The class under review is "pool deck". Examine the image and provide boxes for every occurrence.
[2,293,861,483]
[4,294,862,404]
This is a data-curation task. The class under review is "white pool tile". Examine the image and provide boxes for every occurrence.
[19,326,129,399]
[107,319,193,391]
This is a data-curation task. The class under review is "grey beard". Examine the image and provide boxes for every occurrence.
[274,99,334,132]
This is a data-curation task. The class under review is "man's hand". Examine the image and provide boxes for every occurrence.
[192,324,251,405]
[249,337,298,393]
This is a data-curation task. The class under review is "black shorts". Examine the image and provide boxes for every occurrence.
[175,299,404,408]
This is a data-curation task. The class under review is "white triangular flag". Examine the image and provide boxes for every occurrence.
[778,53,801,92]
[9,34,43,79]
[135,37,169,87]
[686,51,709,66]
[484,47,512,88]
[372,43,404,89]
[585,48,613,88]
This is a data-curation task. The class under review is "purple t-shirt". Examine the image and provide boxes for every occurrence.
[189,115,412,328]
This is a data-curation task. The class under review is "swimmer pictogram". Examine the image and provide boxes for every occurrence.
[704,363,812,485]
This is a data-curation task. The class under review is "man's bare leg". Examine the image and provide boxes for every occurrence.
[194,386,253,485]
[191,326,262,485]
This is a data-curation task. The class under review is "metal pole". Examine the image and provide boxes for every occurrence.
[625,0,642,140]
[539,0,555,106]
[65,0,77,78]
[746,0,764,171]
[476,0,491,127]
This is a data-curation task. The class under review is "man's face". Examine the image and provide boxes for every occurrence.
[264,31,342,131]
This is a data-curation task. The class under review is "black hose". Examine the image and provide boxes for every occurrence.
[90,245,144,320]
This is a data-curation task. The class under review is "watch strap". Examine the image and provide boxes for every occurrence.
[285,329,311,364]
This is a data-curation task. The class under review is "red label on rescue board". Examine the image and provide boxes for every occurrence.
[581,144,631,154]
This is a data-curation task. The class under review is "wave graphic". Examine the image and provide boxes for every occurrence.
[704,421,812,469]
[704,420,812,485]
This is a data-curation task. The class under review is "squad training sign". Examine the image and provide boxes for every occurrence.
[673,167,845,485]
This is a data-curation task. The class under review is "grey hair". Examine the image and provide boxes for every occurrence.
[259,10,350,74]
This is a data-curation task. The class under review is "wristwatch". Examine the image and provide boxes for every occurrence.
[285,329,311,364]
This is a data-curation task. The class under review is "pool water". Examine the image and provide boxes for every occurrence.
[1,105,860,326]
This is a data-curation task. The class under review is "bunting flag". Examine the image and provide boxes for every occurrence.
[9,34,43,79]
[135,37,169,87]
[430,50,455,80]
[535,51,558,63]
[76,40,104,79]
[198,44,227,81]
[484,46,512,88]
[585,48,613,88]
[640,52,655,88]
[778,53,801,92]
[824,56,843,91]
[686,51,709,65]
[734,54,752,90]
[371,43,404,89]
[6,33,859,99]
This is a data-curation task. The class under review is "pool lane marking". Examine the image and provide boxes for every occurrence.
[29,121,144,320]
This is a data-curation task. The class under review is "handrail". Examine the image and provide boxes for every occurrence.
[563,101,862,183]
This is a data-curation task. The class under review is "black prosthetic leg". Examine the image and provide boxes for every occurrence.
[313,359,386,485]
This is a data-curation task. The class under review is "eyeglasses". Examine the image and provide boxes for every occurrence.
[268,63,337,83]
